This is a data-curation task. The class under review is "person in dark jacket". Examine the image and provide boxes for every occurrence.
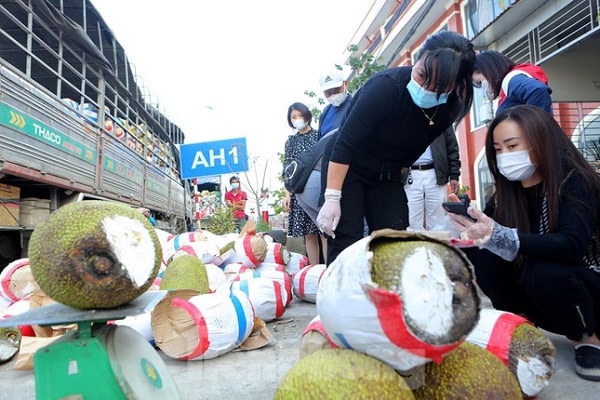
[317,69,354,139]
[448,105,600,381]
[403,126,461,230]
[316,30,476,264]
[473,50,552,115]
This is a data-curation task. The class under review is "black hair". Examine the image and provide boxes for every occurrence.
[416,30,476,121]
[486,105,600,233]
[474,50,515,99]
[229,176,239,184]
[287,102,313,128]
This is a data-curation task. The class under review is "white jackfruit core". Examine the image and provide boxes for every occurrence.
[102,216,156,287]
[401,247,453,337]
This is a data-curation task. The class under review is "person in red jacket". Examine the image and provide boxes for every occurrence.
[472,50,552,115]
[224,176,247,232]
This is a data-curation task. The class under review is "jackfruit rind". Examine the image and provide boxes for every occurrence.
[29,200,161,309]
[413,342,522,400]
[509,322,555,397]
[160,254,210,293]
[275,348,415,400]
[0,327,21,363]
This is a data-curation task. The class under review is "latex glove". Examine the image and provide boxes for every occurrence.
[316,189,341,239]
[449,207,520,261]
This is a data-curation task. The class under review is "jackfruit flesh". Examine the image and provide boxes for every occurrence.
[275,348,415,400]
[370,237,479,345]
[28,200,161,309]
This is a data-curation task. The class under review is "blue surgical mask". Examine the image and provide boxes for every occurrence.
[406,77,450,108]
[231,182,240,190]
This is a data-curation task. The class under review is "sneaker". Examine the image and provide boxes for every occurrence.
[574,344,600,381]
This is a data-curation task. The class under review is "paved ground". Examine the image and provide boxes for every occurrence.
[0,296,598,399]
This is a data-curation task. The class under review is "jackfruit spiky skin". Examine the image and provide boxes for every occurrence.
[275,348,415,400]
[160,254,210,293]
[413,342,522,400]
[370,237,479,344]
[29,200,161,309]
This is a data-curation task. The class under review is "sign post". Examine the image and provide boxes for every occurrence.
[179,137,248,179]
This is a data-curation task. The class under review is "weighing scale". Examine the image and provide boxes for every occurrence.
[0,291,181,400]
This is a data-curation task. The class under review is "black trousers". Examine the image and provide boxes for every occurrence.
[464,248,600,341]
[327,168,408,264]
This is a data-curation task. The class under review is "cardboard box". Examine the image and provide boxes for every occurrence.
[0,183,20,200]
[0,183,21,227]
[19,198,51,228]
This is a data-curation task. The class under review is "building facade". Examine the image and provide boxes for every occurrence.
[344,0,600,208]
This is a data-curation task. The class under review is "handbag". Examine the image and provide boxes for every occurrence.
[282,130,337,194]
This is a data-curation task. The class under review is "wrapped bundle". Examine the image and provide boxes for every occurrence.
[223,263,253,279]
[292,264,327,303]
[227,277,287,322]
[466,308,555,398]
[169,241,222,265]
[0,258,38,302]
[232,267,292,307]
[317,229,480,372]
[114,313,154,344]
[222,234,268,267]
[0,296,36,337]
[162,231,212,265]
[204,263,228,292]
[300,315,338,358]
[151,288,254,360]
[262,242,291,265]
[285,252,309,276]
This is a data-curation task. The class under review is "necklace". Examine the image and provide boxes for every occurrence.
[420,106,439,126]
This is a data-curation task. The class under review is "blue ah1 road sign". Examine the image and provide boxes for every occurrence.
[179,137,248,179]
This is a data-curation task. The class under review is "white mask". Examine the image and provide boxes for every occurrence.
[497,150,536,181]
[327,92,347,107]
[292,119,307,130]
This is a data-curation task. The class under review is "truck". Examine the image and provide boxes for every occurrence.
[0,0,193,266]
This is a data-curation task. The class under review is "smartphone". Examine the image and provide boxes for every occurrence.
[442,202,476,221]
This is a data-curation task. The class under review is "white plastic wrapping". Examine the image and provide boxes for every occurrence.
[292,264,326,303]
[317,230,479,372]
[466,308,555,397]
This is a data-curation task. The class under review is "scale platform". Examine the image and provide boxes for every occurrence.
[0,291,181,400]
[0,291,167,327]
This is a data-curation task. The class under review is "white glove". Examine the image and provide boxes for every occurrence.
[316,189,342,239]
